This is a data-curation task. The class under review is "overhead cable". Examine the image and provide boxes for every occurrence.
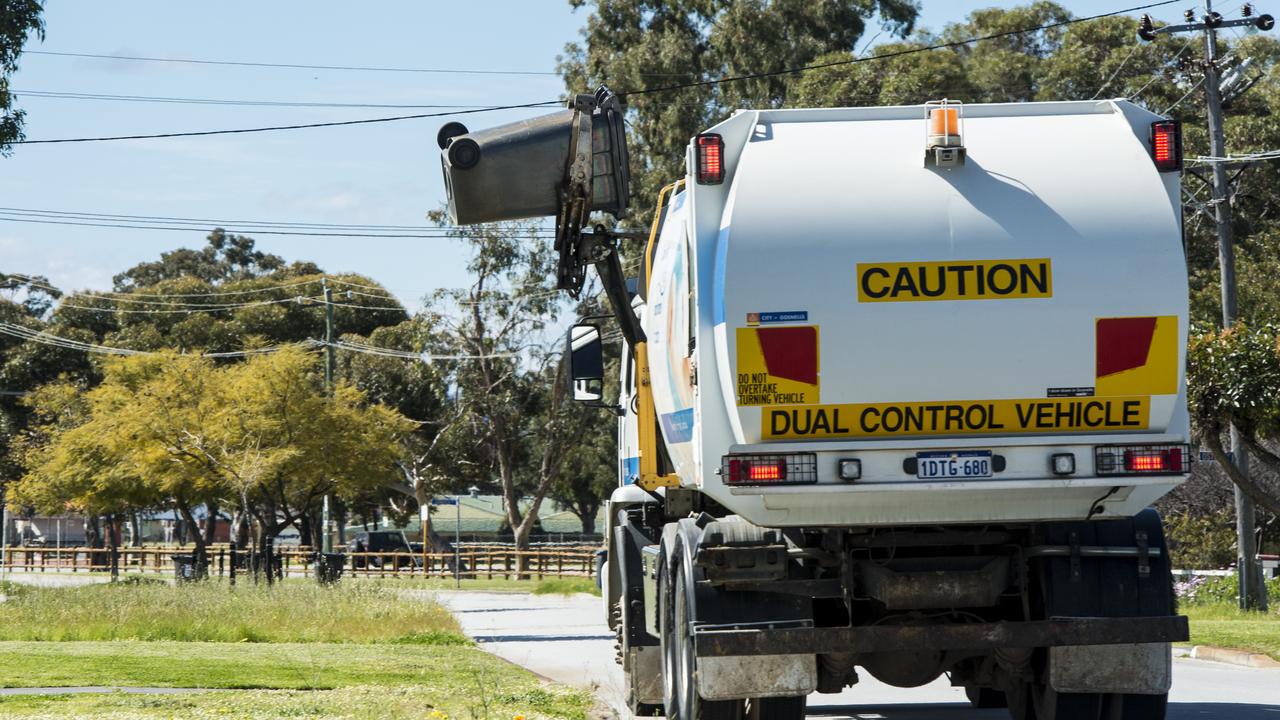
[0,206,471,231]
[620,1,1182,98]
[12,1,1181,146]
[10,100,562,145]
[23,49,694,78]
[14,89,526,110]
[0,322,513,361]
[0,214,555,239]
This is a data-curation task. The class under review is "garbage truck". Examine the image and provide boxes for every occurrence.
[439,89,1191,720]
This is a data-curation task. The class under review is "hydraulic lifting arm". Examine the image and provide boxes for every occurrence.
[590,180,685,492]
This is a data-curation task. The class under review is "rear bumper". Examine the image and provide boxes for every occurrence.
[694,615,1189,657]
[715,474,1183,526]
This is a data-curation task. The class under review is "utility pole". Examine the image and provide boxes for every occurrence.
[322,278,335,392]
[1,491,9,582]
[1140,2,1274,610]
[321,279,336,555]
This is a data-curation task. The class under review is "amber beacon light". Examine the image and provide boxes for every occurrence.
[924,100,966,168]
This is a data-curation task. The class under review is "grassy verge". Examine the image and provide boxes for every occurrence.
[1183,603,1280,660]
[0,685,592,720]
[0,643,592,719]
[0,580,465,644]
[530,577,601,596]
[0,640,535,689]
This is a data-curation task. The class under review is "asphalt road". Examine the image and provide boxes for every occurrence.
[437,590,1280,720]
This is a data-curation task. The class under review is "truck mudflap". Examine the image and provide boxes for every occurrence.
[692,615,1188,657]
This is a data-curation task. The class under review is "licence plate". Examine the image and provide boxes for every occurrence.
[916,451,993,479]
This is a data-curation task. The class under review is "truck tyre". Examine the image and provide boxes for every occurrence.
[746,696,805,720]
[614,594,664,716]
[660,536,745,720]
[1007,511,1175,720]
[965,686,1008,708]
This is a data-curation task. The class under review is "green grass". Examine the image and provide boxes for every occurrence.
[0,581,466,644]
[0,581,598,719]
[530,577,601,596]
[0,643,593,718]
[0,641,518,689]
[0,685,593,720]
[1183,603,1280,660]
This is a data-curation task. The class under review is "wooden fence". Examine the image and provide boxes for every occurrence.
[0,544,600,581]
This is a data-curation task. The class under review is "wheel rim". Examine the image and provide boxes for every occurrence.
[661,563,680,714]
[674,562,698,718]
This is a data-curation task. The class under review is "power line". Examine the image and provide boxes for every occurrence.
[24,49,567,76]
[9,100,562,145]
[622,1,1182,98]
[0,321,308,357]
[12,1,1181,146]
[0,207,467,232]
[23,49,696,78]
[0,214,554,239]
[13,89,537,110]
[0,322,512,361]
[8,273,318,299]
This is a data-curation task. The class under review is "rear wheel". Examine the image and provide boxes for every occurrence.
[1030,685,1102,720]
[746,696,805,720]
[1104,692,1168,720]
[1007,513,1174,720]
[965,685,1008,709]
[660,538,745,720]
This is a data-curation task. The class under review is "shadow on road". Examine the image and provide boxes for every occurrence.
[472,633,614,643]
[806,704,999,719]
[1169,704,1280,719]
[449,607,551,614]
[803,702,1280,719]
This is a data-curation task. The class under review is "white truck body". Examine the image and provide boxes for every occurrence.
[437,93,1193,718]
[632,99,1188,527]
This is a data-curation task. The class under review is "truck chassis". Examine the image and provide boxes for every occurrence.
[608,491,1186,720]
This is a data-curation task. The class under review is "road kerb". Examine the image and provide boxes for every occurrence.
[1189,645,1280,669]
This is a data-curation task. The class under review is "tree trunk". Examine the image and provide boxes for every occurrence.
[297,513,313,551]
[577,504,598,536]
[175,501,208,566]
[85,515,102,549]
[203,503,219,547]
[128,513,143,547]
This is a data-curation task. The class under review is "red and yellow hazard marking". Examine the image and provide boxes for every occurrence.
[857,259,1052,303]
[736,326,820,406]
[762,396,1150,440]
[1095,316,1178,397]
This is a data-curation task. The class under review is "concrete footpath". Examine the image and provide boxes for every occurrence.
[437,590,1280,720]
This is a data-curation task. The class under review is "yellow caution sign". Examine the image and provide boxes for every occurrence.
[762,396,1149,440]
[857,258,1052,303]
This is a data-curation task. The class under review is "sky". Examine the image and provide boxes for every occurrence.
[1,0,1140,312]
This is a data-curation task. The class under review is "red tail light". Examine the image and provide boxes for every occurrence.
[1096,444,1190,475]
[1151,121,1182,172]
[696,134,724,185]
[721,453,817,486]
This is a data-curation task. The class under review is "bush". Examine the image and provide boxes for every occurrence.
[1164,510,1238,569]
[1176,573,1280,606]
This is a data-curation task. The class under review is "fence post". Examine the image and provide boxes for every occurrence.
[229,542,237,586]
[109,544,119,582]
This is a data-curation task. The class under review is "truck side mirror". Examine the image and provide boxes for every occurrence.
[568,324,604,403]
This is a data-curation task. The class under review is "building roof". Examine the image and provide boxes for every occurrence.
[347,495,605,535]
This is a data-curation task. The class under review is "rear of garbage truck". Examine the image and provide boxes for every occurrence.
[439,96,1192,720]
